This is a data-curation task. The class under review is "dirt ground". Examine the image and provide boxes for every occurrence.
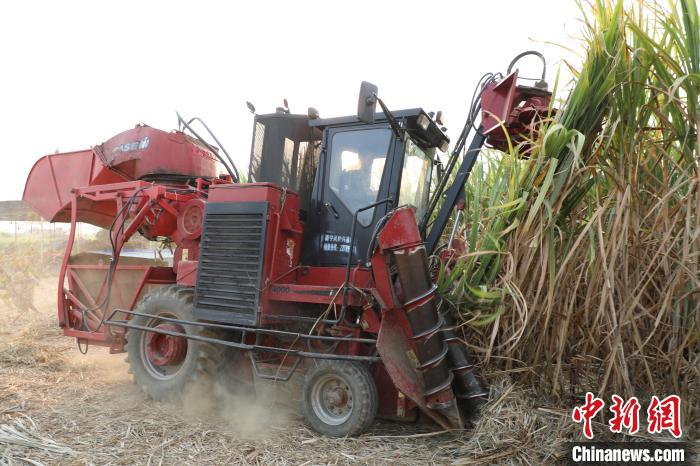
[0,278,582,465]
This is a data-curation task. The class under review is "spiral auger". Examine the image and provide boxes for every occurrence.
[441,311,489,421]
[392,244,463,428]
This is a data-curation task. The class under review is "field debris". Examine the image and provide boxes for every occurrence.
[0,286,582,464]
[0,415,73,457]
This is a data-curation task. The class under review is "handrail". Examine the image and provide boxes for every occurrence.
[105,308,376,344]
[105,310,379,363]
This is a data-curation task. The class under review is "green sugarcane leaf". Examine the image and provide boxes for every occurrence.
[467,305,506,327]
[524,158,559,233]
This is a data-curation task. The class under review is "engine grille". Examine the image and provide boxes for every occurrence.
[193,202,268,325]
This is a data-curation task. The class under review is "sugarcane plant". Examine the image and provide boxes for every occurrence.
[439,0,699,431]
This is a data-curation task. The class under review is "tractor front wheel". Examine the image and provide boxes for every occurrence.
[301,360,378,437]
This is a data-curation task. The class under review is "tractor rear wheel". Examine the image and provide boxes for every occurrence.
[301,360,378,437]
[126,285,218,401]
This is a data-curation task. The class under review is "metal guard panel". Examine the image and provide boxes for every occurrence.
[193,201,268,326]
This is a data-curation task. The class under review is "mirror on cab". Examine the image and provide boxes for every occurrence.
[357,81,378,124]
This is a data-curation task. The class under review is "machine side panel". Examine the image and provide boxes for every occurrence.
[193,201,268,326]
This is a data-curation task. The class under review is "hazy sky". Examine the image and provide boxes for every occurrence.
[0,0,583,201]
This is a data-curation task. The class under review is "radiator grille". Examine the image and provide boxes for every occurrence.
[193,202,267,325]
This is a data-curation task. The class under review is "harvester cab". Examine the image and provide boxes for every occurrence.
[247,103,447,267]
[22,51,553,437]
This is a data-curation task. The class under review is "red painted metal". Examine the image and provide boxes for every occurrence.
[99,126,219,180]
[61,263,176,349]
[372,363,417,421]
[372,207,464,428]
[174,238,200,279]
[267,284,364,306]
[480,70,554,153]
[22,61,556,427]
[24,149,122,228]
[146,324,188,366]
[177,198,205,240]
[377,309,452,429]
[360,304,381,333]
[175,259,198,286]
[19,122,220,351]
[23,125,218,229]
[292,266,372,288]
[22,124,474,429]
[376,207,423,252]
[46,179,200,350]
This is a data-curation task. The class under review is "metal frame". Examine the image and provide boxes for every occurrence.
[104,309,379,363]
[425,129,486,255]
[248,352,302,382]
[57,181,185,346]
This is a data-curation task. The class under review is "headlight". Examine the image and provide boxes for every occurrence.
[417,114,430,131]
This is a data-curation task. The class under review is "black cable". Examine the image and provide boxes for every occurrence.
[176,112,240,182]
[506,50,546,81]
[83,182,206,332]
[467,73,500,134]
[422,72,496,229]
[365,209,395,262]
[80,187,147,331]
[184,115,241,182]
[77,338,89,354]
[422,51,546,242]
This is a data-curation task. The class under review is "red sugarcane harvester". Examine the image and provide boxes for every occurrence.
[23,53,552,436]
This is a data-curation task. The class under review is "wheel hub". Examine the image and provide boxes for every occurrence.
[326,387,347,408]
[312,375,353,425]
[145,323,187,367]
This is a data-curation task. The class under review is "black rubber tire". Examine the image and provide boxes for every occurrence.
[126,285,216,401]
[301,360,378,437]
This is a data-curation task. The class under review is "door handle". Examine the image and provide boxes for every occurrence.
[324,202,340,219]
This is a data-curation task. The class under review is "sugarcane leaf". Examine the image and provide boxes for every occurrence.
[523,158,559,233]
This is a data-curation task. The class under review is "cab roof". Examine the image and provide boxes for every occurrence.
[309,108,449,150]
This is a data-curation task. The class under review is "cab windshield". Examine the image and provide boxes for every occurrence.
[328,128,392,226]
[398,138,432,221]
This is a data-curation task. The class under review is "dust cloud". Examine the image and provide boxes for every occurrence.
[0,221,301,440]
[181,373,299,438]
